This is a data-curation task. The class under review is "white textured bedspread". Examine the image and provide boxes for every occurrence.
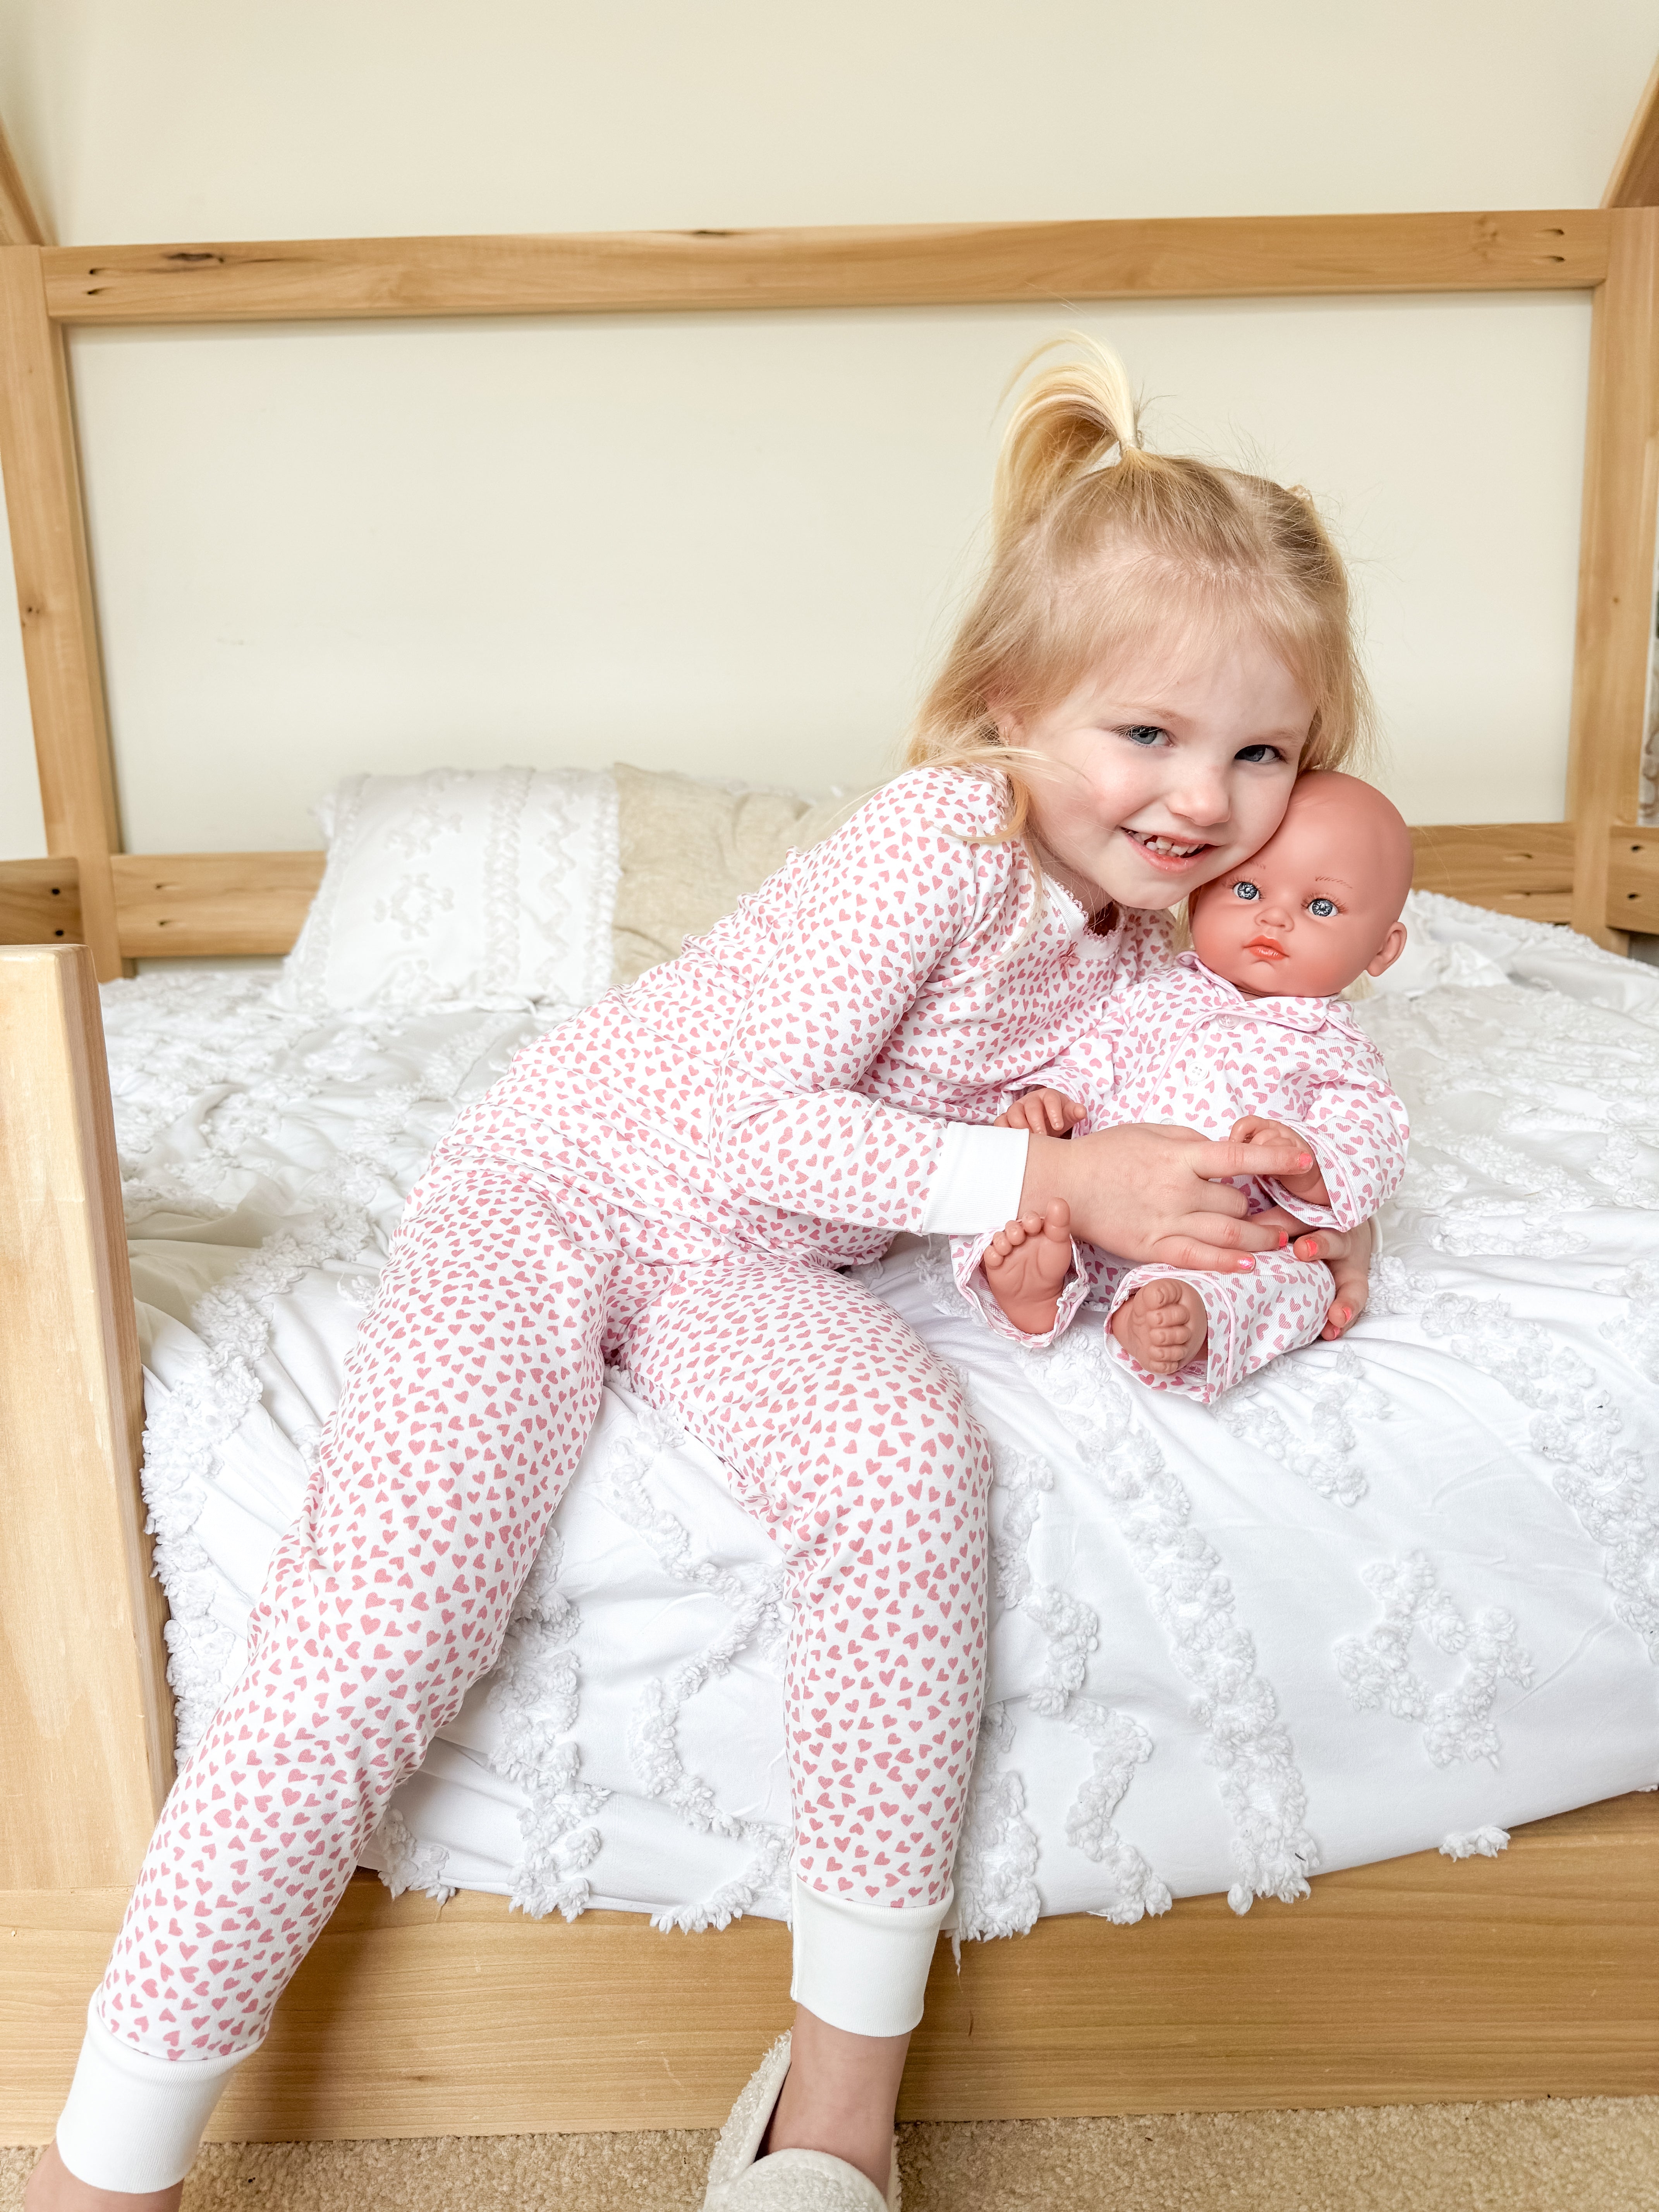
[108,894,1659,1941]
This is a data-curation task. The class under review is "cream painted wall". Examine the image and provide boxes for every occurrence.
[0,2,1651,858]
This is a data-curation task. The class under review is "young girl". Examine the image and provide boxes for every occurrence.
[33,344,1375,2212]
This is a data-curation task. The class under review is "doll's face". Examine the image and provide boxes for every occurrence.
[1189,772,1412,998]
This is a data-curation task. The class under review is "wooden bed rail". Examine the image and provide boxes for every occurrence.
[0,946,173,1893]
[5,823,1659,957]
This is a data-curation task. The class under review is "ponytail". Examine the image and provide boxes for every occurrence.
[907,337,1374,837]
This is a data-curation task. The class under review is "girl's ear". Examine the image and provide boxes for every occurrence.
[1365,921,1408,977]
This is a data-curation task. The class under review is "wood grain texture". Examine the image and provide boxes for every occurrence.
[1604,53,1659,208]
[1567,208,1659,946]
[0,829,1603,959]
[111,851,325,957]
[5,1795,1657,2141]
[0,117,45,248]
[1606,826,1659,931]
[1408,822,1574,922]
[0,249,125,977]
[0,854,80,943]
[39,211,1610,327]
[0,948,172,1893]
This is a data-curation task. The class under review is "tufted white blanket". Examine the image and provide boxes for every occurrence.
[109,893,1659,1942]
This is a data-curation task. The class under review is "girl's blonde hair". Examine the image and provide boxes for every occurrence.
[906,340,1374,846]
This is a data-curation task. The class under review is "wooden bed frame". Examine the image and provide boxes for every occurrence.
[7,66,1659,2145]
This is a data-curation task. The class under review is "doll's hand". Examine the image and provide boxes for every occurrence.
[1232,1115,1330,1207]
[1252,1206,1373,1338]
[982,1201,1075,1335]
[996,1088,1085,1137]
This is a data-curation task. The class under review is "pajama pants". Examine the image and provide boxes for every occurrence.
[67,1154,991,2185]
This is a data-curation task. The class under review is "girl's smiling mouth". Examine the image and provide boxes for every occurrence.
[1122,827,1212,866]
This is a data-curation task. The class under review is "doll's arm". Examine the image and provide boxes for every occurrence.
[1248,1054,1410,1231]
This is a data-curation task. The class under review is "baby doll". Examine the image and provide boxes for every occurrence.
[957,771,1412,1400]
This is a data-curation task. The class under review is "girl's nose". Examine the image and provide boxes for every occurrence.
[1167,775,1230,831]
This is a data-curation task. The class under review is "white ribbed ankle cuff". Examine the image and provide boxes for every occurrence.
[789,1873,951,2037]
[56,2001,255,2193]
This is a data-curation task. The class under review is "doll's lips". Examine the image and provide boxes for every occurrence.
[1244,935,1288,959]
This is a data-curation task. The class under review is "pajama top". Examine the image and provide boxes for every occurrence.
[955,951,1410,1401]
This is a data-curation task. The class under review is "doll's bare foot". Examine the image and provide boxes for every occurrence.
[982,1200,1074,1335]
[1111,1278,1208,1376]
[25,2142,182,2212]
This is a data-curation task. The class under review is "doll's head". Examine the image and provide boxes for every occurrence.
[1188,771,1411,998]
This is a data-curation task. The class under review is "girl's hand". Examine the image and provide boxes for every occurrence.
[1018,1123,1319,1274]
[1250,1205,1375,1338]
[1231,1114,1330,1208]
[996,1088,1086,1137]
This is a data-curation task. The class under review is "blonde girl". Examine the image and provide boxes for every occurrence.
[34,345,1372,2212]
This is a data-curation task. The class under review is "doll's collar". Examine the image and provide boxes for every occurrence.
[1182,950,1356,1029]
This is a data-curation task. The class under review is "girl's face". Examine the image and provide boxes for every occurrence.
[1003,624,1313,914]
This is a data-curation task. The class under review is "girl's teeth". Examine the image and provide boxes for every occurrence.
[1139,835,1202,857]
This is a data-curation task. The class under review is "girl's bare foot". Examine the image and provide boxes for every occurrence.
[25,2142,182,2212]
[1110,1276,1207,1375]
[982,1200,1074,1335]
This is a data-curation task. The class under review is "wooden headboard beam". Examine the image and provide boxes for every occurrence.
[1567,207,1659,948]
[11,828,1659,957]
[0,247,127,978]
[1604,55,1659,208]
[40,211,1610,326]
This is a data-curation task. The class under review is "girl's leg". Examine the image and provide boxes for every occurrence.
[621,1261,992,2188]
[46,1167,617,2202]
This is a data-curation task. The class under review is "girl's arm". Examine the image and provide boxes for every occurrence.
[706,774,1316,1251]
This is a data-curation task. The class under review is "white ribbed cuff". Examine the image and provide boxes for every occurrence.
[790,1873,952,2037]
[919,1124,1029,1236]
[56,2001,254,2193]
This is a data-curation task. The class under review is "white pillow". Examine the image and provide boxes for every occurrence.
[274,766,618,1014]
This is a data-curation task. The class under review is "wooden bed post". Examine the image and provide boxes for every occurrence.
[1568,208,1659,947]
[0,242,129,980]
[0,945,172,1888]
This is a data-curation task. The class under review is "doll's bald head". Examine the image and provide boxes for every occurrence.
[1189,771,1412,999]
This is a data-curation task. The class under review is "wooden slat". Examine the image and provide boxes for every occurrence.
[5,1795,1658,2141]
[0,854,81,943]
[1606,824,1659,931]
[0,248,126,977]
[1567,207,1659,948]
[1409,821,1574,923]
[112,850,325,957]
[0,947,172,1894]
[39,211,1611,328]
[1604,53,1659,208]
[0,117,45,248]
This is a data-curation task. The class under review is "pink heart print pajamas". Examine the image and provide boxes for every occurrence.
[66,768,1191,2188]
[953,953,1410,1397]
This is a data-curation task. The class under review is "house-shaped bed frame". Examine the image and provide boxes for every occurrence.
[5,67,1659,2148]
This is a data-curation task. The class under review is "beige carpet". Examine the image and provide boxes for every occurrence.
[6,2100,1658,2210]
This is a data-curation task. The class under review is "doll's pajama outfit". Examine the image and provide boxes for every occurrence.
[955,953,1409,1400]
[60,769,1174,2193]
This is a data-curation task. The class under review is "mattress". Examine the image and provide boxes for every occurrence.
[107,891,1659,1942]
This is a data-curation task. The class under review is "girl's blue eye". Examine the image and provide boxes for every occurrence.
[1233,881,1260,901]
[1122,725,1166,747]
[1307,896,1337,919]
[1235,744,1284,764]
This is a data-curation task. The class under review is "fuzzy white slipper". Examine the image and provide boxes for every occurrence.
[702,2033,900,2211]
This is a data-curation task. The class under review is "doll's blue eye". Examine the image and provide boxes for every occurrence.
[1233,881,1260,900]
[1308,896,1337,918]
